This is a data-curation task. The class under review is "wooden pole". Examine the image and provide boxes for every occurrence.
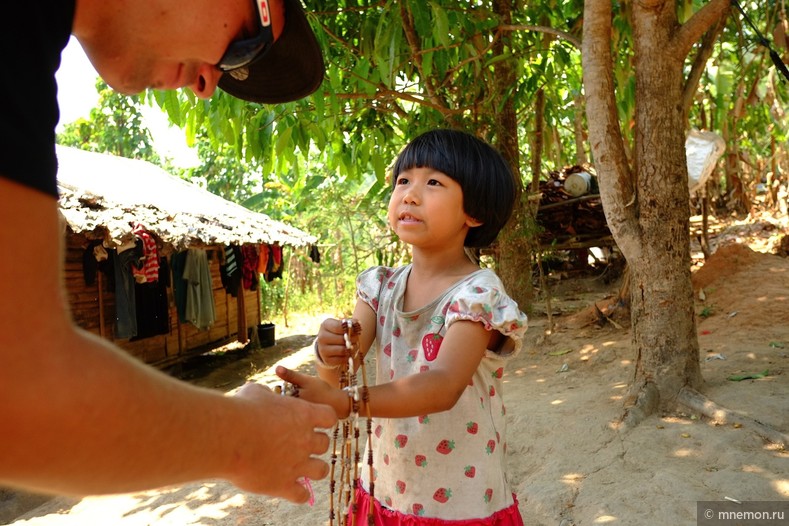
[237,281,247,344]
[97,270,105,338]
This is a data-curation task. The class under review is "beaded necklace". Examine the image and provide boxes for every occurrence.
[329,319,374,526]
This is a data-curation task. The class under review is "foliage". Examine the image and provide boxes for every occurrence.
[58,1,789,315]
[150,2,599,192]
[145,1,593,308]
[687,0,788,207]
[58,79,164,165]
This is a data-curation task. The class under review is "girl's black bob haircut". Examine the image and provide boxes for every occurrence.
[391,129,520,248]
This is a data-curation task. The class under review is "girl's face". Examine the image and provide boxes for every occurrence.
[388,167,481,250]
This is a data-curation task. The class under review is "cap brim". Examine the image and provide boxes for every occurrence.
[218,0,324,104]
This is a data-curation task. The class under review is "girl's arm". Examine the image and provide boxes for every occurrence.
[278,313,490,419]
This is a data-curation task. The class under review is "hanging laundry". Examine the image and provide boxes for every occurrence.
[264,244,285,282]
[272,243,282,269]
[131,257,170,340]
[241,244,260,291]
[258,244,270,275]
[131,223,160,283]
[220,245,243,297]
[82,240,110,286]
[183,248,216,331]
[171,251,189,323]
[309,244,321,264]
[113,247,140,339]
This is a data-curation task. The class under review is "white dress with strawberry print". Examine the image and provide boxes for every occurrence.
[357,265,528,521]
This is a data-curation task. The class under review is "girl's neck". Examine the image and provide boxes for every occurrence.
[409,244,478,275]
[402,248,480,312]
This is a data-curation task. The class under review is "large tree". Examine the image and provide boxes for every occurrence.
[583,0,734,421]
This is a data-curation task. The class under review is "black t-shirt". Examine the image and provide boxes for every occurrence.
[1,0,76,197]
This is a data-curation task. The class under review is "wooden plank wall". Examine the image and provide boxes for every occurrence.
[64,232,261,367]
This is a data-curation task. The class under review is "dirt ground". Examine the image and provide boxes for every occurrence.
[3,214,789,526]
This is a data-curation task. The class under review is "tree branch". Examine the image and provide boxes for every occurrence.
[330,88,462,117]
[500,24,582,49]
[673,0,731,58]
[582,0,639,256]
[399,2,446,111]
[681,10,730,120]
[677,387,789,447]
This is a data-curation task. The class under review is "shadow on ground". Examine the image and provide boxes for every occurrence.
[169,334,317,391]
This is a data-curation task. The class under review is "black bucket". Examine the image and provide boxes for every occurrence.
[257,323,276,348]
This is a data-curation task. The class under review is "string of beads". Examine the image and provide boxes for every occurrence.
[328,319,374,526]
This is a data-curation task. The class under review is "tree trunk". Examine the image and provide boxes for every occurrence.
[493,0,532,311]
[626,0,703,410]
[574,92,588,166]
[531,89,545,194]
[582,0,730,420]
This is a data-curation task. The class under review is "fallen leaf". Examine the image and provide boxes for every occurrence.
[727,369,769,381]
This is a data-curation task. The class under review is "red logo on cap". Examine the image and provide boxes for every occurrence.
[258,0,271,26]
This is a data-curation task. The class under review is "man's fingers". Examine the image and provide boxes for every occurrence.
[311,402,337,429]
[310,427,331,455]
[302,457,331,481]
[283,480,312,504]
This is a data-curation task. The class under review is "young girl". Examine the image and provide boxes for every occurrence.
[277,129,527,525]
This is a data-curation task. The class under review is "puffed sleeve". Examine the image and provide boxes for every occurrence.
[356,266,389,314]
[444,270,528,358]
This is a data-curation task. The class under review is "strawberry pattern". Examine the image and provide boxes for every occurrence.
[356,265,527,521]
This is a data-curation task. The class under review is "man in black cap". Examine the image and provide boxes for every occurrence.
[0,0,335,503]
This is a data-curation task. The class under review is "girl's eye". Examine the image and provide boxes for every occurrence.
[427,179,442,186]
[396,177,409,185]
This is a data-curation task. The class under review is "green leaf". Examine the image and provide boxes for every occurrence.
[727,370,770,382]
[164,90,182,126]
[430,2,451,49]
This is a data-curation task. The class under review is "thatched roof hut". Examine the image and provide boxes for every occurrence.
[56,146,314,366]
[57,145,315,250]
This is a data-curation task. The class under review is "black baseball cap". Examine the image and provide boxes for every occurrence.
[218,0,324,103]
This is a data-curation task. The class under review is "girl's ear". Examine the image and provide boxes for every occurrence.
[466,216,483,227]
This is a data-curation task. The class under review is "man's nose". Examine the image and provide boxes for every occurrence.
[188,64,222,99]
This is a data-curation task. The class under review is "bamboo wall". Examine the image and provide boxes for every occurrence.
[64,232,261,367]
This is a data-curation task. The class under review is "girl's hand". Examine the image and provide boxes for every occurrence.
[314,318,359,369]
[276,366,349,418]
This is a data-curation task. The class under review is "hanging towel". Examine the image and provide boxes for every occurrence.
[183,249,216,330]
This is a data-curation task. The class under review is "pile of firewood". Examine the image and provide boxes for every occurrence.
[536,165,613,250]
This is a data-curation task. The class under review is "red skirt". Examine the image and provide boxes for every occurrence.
[347,485,524,526]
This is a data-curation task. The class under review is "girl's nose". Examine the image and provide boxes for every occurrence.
[402,186,419,204]
[188,64,222,99]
